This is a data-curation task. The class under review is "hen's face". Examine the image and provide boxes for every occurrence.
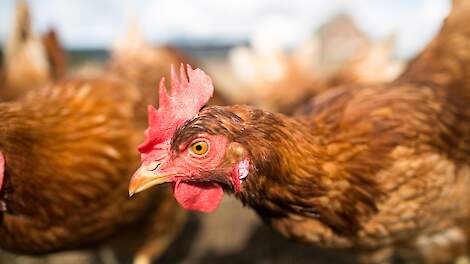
[130,128,250,212]
[129,65,251,212]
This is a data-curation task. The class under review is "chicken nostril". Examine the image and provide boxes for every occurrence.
[145,162,160,171]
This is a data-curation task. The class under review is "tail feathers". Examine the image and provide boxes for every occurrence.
[41,29,68,79]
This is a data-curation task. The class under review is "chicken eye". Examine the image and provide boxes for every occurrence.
[190,141,209,156]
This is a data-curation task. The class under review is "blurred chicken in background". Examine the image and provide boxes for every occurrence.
[1,0,67,102]
[0,2,187,264]
[73,20,229,128]
[212,31,320,114]
[41,29,68,81]
[211,13,405,114]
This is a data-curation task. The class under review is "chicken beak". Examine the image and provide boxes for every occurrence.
[129,162,174,197]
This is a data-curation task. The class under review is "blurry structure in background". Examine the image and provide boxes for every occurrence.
[315,14,404,86]
[315,14,369,76]
[328,35,404,87]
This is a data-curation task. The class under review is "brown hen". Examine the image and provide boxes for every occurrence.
[1,1,68,102]
[130,1,470,263]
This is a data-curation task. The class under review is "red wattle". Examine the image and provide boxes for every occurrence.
[172,180,223,212]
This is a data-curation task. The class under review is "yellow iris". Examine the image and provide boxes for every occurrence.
[190,141,208,155]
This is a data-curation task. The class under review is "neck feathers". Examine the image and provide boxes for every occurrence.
[218,105,384,236]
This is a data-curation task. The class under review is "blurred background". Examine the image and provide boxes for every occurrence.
[0,0,453,263]
[0,0,450,56]
[0,0,451,112]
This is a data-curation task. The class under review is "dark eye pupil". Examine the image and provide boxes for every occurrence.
[195,145,202,151]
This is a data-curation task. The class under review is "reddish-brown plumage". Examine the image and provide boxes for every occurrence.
[0,6,189,261]
[131,1,470,263]
[0,79,186,264]
[0,79,136,252]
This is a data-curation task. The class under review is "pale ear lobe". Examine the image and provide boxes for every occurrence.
[0,151,4,192]
[236,159,250,180]
[229,158,250,192]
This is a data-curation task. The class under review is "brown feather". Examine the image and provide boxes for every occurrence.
[0,79,185,262]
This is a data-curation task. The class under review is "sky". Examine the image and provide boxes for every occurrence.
[0,0,451,58]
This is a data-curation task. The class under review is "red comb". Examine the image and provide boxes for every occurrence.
[138,64,214,153]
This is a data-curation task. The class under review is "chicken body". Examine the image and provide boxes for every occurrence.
[223,5,470,260]
[232,83,468,262]
[0,7,188,262]
[130,1,470,263]
[158,77,468,262]
[0,79,185,263]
